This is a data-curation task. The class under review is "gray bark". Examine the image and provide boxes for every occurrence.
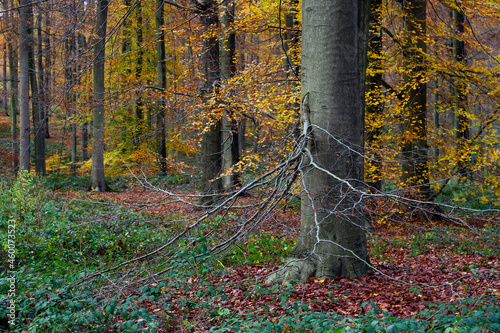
[156,0,167,174]
[220,0,240,190]
[199,0,223,207]
[28,12,44,176]
[366,0,383,192]
[19,0,32,173]
[34,10,45,176]
[268,0,370,283]
[401,0,429,192]
[91,0,108,191]
[4,0,18,171]
[452,9,470,178]
[135,0,144,141]
[43,11,51,139]
[78,34,89,161]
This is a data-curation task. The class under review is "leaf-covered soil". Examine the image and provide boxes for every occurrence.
[69,186,500,332]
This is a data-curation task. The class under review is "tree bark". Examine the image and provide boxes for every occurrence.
[19,0,32,173]
[199,0,223,207]
[401,0,429,193]
[43,10,51,138]
[268,0,370,283]
[36,11,48,171]
[4,0,18,171]
[28,10,44,176]
[366,0,383,192]
[135,0,144,142]
[91,0,108,191]
[156,0,167,174]
[78,34,89,161]
[220,0,240,190]
[452,8,470,178]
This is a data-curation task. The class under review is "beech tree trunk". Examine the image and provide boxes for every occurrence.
[220,0,240,190]
[4,0,18,171]
[28,11,44,176]
[366,0,383,192]
[199,0,223,207]
[156,0,167,174]
[91,0,108,191]
[19,0,32,173]
[78,34,89,161]
[43,10,51,139]
[268,0,370,283]
[401,0,429,192]
[135,0,144,141]
[452,9,470,178]
[36,11,48,175]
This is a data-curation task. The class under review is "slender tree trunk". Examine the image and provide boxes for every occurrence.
[34,11,46,176]
[135,0,144,142]
[366,0,383,192]
[91,0,108,191]
[9,40,18,172]
[220,0,240,190]
[28,16,44,176]
[19,0,33,173]
[67,33,78,176]
[78,34,89,161]
[156,0,167,174]
[43,11,51,138]
[452,9,470,179]
[401,0,429,193]
[4,0,18,171]
[3,43,7,117]
[268,0,370,283]
[199,0,223,207]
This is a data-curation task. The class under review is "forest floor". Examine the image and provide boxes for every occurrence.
[0,114,499,332]
[74,186,500,332]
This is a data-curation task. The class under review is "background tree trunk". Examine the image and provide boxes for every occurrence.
[156,0,167,174]
[43,10,51,139]
[268,0,370,283]
[199,0,223,207]
[366,0,383,192]
[4,0,19,172]
[91,0,108,191]
[452,8,470,179]
[36,11,48,172]
[220,0,240,190]
[19,0,32,173]
[401,0,429,192]
[28,11,44,176]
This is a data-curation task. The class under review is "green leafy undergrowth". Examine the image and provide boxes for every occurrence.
[208,298,500,333]
[223,233,295,265]
[369,225,500,261]
[0,175,178,331]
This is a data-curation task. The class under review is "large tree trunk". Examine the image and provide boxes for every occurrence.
[220,0,240,190]
[19,0,32,173]
[156,0,167,174]
[401,0,429,192]
[268,0,370,283]
[91,0,108,191]
[199,0,223,207]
